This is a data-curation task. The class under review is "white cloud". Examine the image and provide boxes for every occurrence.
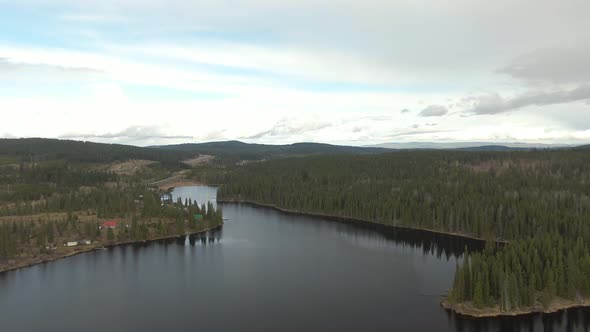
[498,45,590,85]
[242,118,332,140]
[61,125,193,140]
[2,0,590,145]
[107,42,403,85]
[465,85,590,115]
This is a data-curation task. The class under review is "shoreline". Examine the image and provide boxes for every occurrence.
[106,183,583,319]
[0,223,222,275]
[150,170,205,191]
[217,198,500,244]
[440,298,590,318]
[218,199,590,319]
[156,180,205,191]
[162,182,220,193]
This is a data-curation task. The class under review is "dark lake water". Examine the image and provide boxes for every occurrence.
[1,186,589,332]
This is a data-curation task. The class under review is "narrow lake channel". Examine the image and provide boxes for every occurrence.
[0,186,589,331]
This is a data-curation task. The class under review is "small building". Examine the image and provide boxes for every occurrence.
[81,240,92,245]
[100,221,118,229]
[65,241,77,247]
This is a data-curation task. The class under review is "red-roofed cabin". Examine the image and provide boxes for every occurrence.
[101,221,118,229]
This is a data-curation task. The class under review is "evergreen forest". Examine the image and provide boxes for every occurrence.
[213,148,590,312]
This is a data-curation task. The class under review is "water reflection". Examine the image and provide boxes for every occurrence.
[107,210,590,332]
[335,220,485,260]
[443,308,590,332]
[186,229,222,246]
[246,203,484,259]
[234,203,590,332]
[1,186,589,332]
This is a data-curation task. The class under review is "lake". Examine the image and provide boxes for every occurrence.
[1,186,589,331]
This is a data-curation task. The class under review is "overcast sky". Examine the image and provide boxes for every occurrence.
[1,0,590,146]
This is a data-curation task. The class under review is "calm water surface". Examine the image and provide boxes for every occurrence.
[1,186,589,332]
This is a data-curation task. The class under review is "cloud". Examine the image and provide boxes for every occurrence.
[358,115,393,121]
[243,119,332,139]
[12,0,590,88]
[386,128,457,139]
[419,105,448,117]
[3,0,590,146]
[0,56,102,75]
[466,85,590,115]
[60,126,192,140]
[106,42,408,86]
[498,45,590,84]
[0,45,264,96]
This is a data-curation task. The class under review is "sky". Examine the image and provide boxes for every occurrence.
[1,0,590,146]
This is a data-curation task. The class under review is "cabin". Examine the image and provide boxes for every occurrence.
[100,221,118,229]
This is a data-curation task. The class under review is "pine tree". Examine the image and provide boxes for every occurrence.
[473,279,484,309]
[107,228,115,241]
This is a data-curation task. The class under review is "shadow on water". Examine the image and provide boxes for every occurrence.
[184,229,222,246]
[383,226,484,259]
[444,308,590,332]
[96,227,224,254]
[245,203,485,260]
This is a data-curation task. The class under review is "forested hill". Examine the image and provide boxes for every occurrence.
[3,138,577,166]
[152,140,389,161]
[216,149,590,240]
[214,149,590,314]
[0,139,390,165]
[0,138,190,165]
[455,145,527,151]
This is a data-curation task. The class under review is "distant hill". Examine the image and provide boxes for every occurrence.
[2,138,580,167]
[153,140,389,161]
[455,145,526,151]
[0,138,189,165]
[0,139,388,165]
[368,142,573,150]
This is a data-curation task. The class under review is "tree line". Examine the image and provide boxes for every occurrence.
[0,159,222,260]
[449,234,590,310]
[0,138,190,166]
[210,149,590,311]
